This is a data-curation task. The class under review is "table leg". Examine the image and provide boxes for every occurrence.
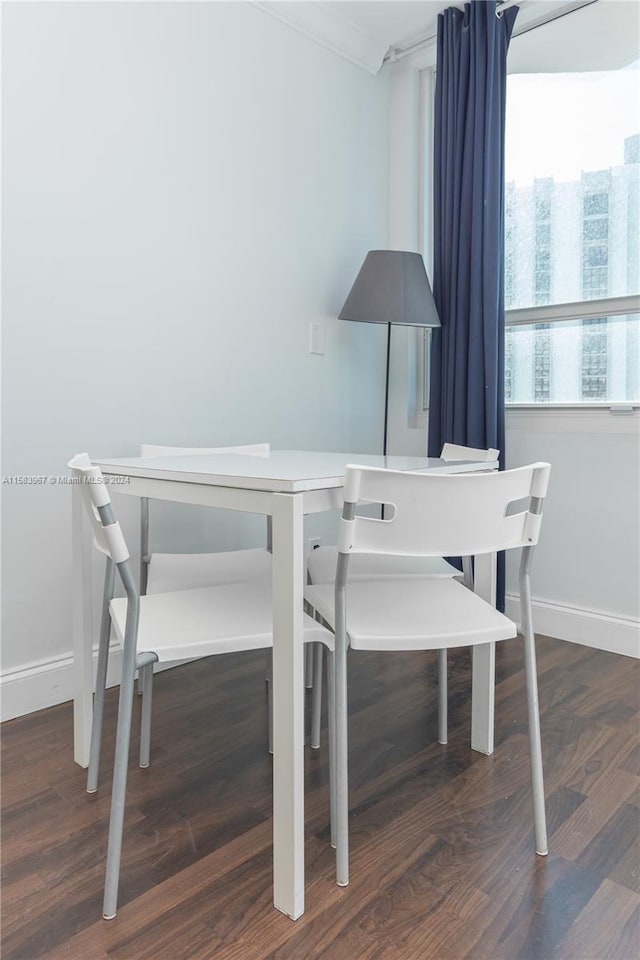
[270,493,305,919]
[72,482,94,768]
[470,552,496,756]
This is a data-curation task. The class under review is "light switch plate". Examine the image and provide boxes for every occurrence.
[309,322,325,355]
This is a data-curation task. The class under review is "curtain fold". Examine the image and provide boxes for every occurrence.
[428,0,517,610]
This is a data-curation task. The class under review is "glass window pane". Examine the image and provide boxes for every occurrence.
[584,245,608,267]
[583,192,609,217]
[505,315,640,403]
[584,218,608,241]
[505,63,640,310]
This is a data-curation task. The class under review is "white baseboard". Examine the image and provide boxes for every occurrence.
[0,647,186,723]
[506,594,640,659]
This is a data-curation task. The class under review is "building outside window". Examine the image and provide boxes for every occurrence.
[504,64,639,404]
[534,179,552,306]
[581,317,608,399]
[533,322,552,401]
[582,178,610,300]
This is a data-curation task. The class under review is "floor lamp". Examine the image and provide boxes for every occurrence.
[339,250,441,456]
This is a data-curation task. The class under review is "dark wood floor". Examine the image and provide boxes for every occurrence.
[2,636,639,960]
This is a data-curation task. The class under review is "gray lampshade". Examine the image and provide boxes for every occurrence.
[339,250,440,328]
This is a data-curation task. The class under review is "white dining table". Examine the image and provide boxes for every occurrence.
[71,448,498,920]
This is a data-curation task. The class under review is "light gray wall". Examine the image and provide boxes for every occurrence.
[1,2,389,695]
[504,409,640,658]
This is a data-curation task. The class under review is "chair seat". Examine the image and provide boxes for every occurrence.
[307,545,458,584]
[305,577,516,651]
[146,547,272,594]
[111,580,333,662]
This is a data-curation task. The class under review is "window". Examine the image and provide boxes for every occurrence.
[505,314,639,404]
[504,62,640,404]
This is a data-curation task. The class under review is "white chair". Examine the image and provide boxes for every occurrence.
[139,443,273,596]
[304,461,550,887]
[138,443,284,744]
[68,453,334,919]
[306,443,499,747]
[140,442,319,750]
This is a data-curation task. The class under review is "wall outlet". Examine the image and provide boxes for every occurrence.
[307,537,322,555]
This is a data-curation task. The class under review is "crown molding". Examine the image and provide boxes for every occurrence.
[251,2,389,76]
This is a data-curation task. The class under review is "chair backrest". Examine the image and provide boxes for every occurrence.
[68,454,130,564]
[140,443,270,458]
[440,443,500,462]
[338,463,551,559]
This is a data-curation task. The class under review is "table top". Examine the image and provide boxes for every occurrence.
[94,449,497,494]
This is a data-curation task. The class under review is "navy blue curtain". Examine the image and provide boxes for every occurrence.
[428,0,517,610]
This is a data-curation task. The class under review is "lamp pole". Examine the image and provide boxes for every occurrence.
[383,322,391,458]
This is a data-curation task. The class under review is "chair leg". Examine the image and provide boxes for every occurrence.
[305,644,314,688]
[523,626,548,855]
[139,663,154,769]
[266,650,273,756]
[437,649,448,745]
[87,634,109,794]
[326,649,336,849]
[334,637,349,886]
[102,609,138,920]
[310,643,324,749]
[462,555,473,590]
[87,560,115,795]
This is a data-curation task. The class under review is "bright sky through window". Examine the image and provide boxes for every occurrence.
[506,60,640,186]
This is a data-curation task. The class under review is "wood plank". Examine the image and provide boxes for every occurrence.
[555,878,640,960]
[552,769,638,861]
[577,803,640,894]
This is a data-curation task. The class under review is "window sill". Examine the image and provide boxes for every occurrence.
[505,404,638,435]
[506,403,638,412]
